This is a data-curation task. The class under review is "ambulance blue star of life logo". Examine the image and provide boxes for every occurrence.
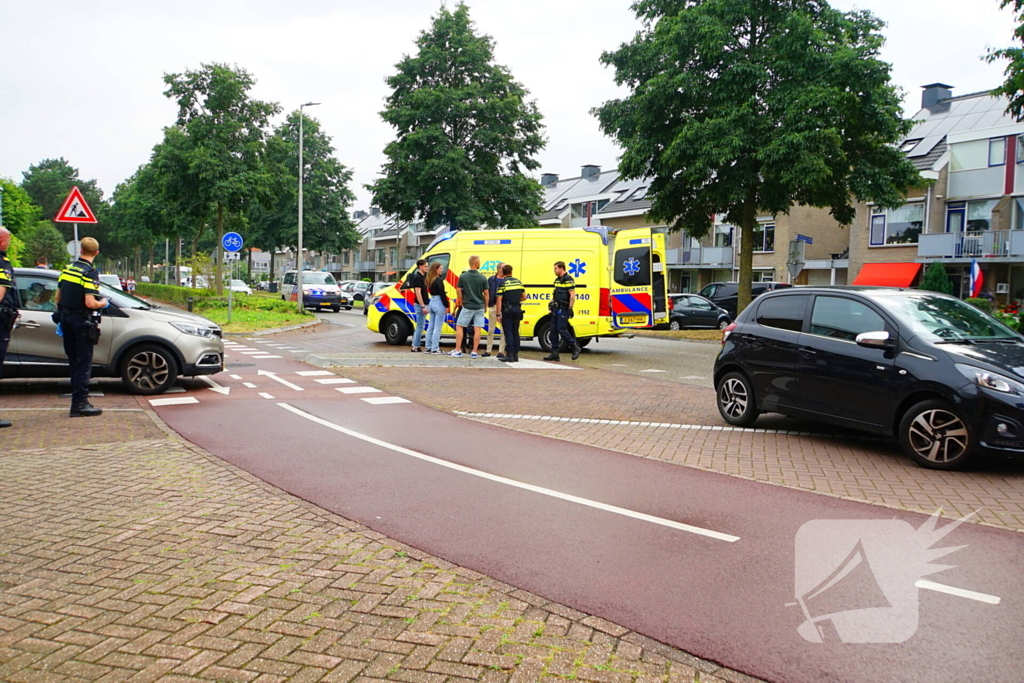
[568,259,587,277]
[623,257,641,276]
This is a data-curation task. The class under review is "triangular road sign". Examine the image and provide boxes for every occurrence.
[54,186,98,224]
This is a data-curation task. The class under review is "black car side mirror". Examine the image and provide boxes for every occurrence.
[855,330,893,349]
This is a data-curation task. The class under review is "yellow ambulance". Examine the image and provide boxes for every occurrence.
[366,226,669,352]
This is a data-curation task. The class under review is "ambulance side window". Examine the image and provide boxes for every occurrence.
[428,253,451,273]
[614,247,651,287]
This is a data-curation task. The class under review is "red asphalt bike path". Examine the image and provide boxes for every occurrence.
[153,353,1024,683]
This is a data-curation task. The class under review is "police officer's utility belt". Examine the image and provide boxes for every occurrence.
[57,308,101,345]
[0,306,17,333]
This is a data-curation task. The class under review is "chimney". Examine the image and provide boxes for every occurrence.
[353,210,368,220]
[582,164,601,180]
[370,207,381,217]
[921,83,953,113]
[541,173,559,188]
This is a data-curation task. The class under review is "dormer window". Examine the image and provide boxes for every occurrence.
[900,139,921,153]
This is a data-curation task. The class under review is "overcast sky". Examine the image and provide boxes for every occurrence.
[1,0,1018,214]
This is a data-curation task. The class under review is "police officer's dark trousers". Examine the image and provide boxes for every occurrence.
[62,312,94,406]
[549,307,576,355]
[502,308,522,359]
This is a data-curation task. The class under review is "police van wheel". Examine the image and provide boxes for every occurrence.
[577,337,591,348]
[120,344,178,395]
[383,314,411,346]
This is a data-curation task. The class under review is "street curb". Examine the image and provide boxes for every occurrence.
[224,318,323,338]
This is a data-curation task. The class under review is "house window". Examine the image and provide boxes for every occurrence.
[342,252,350,265]
[1017,137,1024,163]
[570,199,610,219]
[389,247,397,265]
[375,249,385,265]
[951,139,990,171]
[989,138,1007,167]
[752,270,775,283]
[715,225,733,248]
[1015,198,1024,231]
[751,223,775,253]
[946,200,999,232]
[869,203,924,246]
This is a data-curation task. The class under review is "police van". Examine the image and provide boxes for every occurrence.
[366,226,669,352]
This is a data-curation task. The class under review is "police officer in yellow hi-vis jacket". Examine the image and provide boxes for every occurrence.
[55,237,107,417]
[0,227,19,429]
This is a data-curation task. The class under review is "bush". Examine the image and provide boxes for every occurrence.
[136,282,218,305]
[993,310,1021,332]
[965,297,992,313]
[136,282,312,318]
[919,262,954,295]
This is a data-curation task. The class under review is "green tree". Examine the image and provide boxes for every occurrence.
[163,63,280,293]
[988,0,1024,119]
[20,158,106,238]
[22,221,68,270]
[0,178,42,236]
[7,233,25,268]
[919,261,954,295]
[250,111,360,273]
[369,2,546,231]
[595,0,921,313]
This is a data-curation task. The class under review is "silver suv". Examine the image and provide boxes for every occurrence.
[4,268,224,395]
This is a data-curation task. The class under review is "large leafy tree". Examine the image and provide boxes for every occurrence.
[22,221,68,269]
[20,158,106,237]
[988,0,1024,119]
[369,2,546,230]
[0,178,42,237]
[105,165,171,277]
[250,111,360,276]
[163,63,280,293]
[596,0,921,312]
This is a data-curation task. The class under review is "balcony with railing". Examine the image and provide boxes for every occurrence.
[355,260,377,271]
[666,246,734,268]
[918,230,1024,261]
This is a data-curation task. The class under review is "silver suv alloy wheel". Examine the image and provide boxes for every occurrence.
[719,377,748,420]
[907,408,969,464]
[126,350,171,392]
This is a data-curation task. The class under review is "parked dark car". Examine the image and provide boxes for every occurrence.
[714,286,1024,470]
[668,294,731,330]
[699,281,792,317]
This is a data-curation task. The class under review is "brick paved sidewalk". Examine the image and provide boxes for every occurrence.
[333,366,1024,533]
[0,412,762,683]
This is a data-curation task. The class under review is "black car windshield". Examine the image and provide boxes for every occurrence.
[877,294,1018,342]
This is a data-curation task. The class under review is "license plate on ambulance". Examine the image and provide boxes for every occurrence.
[619,315,647,325]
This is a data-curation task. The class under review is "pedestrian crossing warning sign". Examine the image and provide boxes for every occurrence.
[54,186,98,223]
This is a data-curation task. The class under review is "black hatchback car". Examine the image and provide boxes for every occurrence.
[714,286,1024,470]
[668,294,731,330]
[699,281,792,317]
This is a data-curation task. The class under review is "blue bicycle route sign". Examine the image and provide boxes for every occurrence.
[222,232,244,252]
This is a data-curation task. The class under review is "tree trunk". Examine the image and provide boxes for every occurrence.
[148,243,155,281]
[175,238,181,287]
[191,230,201,289]
[215,203,224,295]
[737,190,757,315]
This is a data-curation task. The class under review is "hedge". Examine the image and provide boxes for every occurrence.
[136,282,310,316]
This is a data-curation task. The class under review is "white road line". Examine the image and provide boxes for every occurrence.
[278,403,740,542]
[362,397,411,405]
[250,354,282,359]
[230,374,242,380]
[315,378,355,385]
[297,370,334,376]
[259,392,275,399]
[240,351,265,355]
[916,580,1001,605]
[640,369,667,373]
[337,387,381,394]
[453,412,887,441]
[200,376,230,395]
[257,369,303,391]
[243,382,257,388]
[149,397,199,406]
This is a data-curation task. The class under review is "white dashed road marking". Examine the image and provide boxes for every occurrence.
[337,387,381,394]
[250,354,282,359]
[230,374,242,380]
[149,397,199,406]
[243,382,257,389]
[361,397,411,405]
[257,370,303,391]
[259,392,275,400]
[297,370,334,376]
[278,403,740,542]
[315,378,355,385]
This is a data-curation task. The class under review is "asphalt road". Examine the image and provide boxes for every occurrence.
[311,307,720,388]
[150,347,1024,683]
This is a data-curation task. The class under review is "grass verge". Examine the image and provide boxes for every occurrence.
[632,329,723,342]
[196,305,316,334]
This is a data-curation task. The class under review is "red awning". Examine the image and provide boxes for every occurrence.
[851,262,922,288]
[385,271,397,275]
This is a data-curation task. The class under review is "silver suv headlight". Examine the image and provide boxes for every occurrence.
[170,321,217,338]
[955,364,1024,395]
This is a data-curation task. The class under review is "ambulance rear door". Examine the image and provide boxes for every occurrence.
[610,229,656,328]
[651,229,668,324]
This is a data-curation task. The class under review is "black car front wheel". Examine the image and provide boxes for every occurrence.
[899,399,974,470]
[716,371,758,426]
[669,319,682,331]
[718,318,731,330]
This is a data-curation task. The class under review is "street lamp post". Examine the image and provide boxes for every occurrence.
[297,101,320,313]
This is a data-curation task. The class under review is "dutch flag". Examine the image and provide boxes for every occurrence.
[969,259,984,298]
